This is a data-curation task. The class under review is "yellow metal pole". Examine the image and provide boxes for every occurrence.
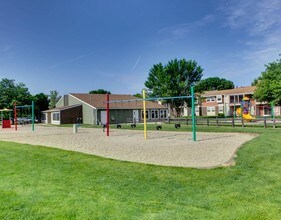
[142,89,147,139]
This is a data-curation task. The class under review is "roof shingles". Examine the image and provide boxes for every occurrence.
[201,86,256,97]
[69,93,167,109]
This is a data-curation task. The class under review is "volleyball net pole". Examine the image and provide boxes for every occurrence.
[105,86,196,141]
[106,93,109,136]
[191,86,196,141]
[32,101,35,132]
[142,89,147,139]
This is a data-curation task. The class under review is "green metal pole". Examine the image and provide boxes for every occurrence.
[32,100,35,131]
[191,86,196,141]
[271,102,275,120]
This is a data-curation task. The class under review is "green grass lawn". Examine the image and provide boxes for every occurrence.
[1,127,281,219]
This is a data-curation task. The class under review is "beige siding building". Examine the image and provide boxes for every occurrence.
[42,93,168,125]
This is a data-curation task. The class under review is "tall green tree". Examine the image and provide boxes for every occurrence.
[253,58,281,105]
[89,89,111,94]
[0,78,32,109]
[49,90,61,109]
[195,77,234,93]
[133,93,143,98]
[145,59,203,116]
[33,93,49,121]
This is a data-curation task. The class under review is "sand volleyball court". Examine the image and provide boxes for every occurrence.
[0,125,257,168]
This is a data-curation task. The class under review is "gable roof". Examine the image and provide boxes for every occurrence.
[201,86,256,97]
[69,93,167,109]
[42,104,82,113]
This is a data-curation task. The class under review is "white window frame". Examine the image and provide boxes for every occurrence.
[150,109,159,119]
[141,110,149,119]
[160,109,167,119]
[206,97,216,102]
[52,112,60,121]
[217,95,222,103]
[207,107,215,113]
[51,112,60,125]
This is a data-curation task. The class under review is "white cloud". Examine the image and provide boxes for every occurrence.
[219,0,281,81]
[159,14,215,39]
[222,0,281,34]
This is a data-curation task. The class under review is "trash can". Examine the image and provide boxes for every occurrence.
[2,119,11,128]
[73,124,78,133]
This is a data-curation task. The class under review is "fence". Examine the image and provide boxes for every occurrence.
[124,117,280,128]
[167,117,280,128]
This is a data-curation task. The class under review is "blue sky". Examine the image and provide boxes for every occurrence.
[0,0,280,96]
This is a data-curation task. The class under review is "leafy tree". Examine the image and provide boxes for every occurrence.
[251,78,259,86]
[49,90,61,109]
[33,93,49,121]
[133,93,143,98]
[254,58,281,105]
[145,59,203,116]
[0,78,32,109]
[195,77,234,93]
[89,89,111,94]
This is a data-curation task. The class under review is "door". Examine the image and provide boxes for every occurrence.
[133,110,139,123]
[101,111,107,125]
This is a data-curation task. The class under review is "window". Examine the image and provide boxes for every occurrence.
[217,95,222,103]
[238,95,243,103]
[264,107,271,115]
[42,113,46,120]
[151,110,155,119]
[219,106,224,113]
[52,112,60,121]
[230,95,243,103]
[155,110,159,118]
[141,110,149,119]
[150,110,159,119]
[207,107,215,112]
[160,110,167,118]
[206,97,216,102]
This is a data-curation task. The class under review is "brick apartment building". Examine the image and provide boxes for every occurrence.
[194,86,281,117]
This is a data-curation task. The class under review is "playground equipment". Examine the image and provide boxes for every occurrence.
[236,97,255,121]
[0,108,13,128]
[105,86,197,141]
[13,101,35,131]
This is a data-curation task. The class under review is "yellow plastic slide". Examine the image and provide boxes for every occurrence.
[243,113,255,120]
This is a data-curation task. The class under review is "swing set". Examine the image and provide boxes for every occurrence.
[13,101,35,131]
[105,86,197,141]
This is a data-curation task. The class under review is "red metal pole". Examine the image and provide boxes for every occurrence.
[106,93,109,136]
[14,102,17,131]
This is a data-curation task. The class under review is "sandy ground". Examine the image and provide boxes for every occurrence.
[0,125,257,168]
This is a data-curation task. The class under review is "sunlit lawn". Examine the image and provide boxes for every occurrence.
[0,126,281,219]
